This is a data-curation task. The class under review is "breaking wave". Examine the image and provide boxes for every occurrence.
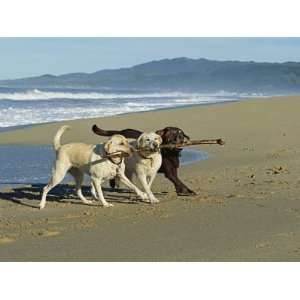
[0,88,244,101]
[0,88,268,128]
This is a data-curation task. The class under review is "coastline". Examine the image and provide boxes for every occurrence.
[1,95,300,261]
[0,97,242,135]
[0,94,284,146]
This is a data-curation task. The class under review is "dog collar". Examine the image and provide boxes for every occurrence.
[137,150,154,167]
[138,151,149,159]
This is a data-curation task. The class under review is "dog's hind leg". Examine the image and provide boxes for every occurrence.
[91,177,114,207]
[109,177,120,190]
[165,168,196,195]
[122,169,134,199]
[69,168,93,205]
[39,161,70,210]
[109,178,116,189]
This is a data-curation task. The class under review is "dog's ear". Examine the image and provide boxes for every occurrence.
[157,134,163,145]
[156,128,168,141]
[183,131,190,141]
[156,128,165,137]
[104,140,113,153]
[157,127,172,143]
[136,134,144,149]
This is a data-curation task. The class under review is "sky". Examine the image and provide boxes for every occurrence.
[1,37,300,80]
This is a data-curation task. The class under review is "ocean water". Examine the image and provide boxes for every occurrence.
[0,146,208,189]
[0,87,263,128]
[0,87,259,189]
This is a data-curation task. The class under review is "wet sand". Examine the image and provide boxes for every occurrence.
[1,95,300,261]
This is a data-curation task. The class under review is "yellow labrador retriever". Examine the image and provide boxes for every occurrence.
[39,125,147,209]
[124,132,162,204]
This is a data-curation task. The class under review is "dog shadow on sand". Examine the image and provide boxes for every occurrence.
[0,183,167,209]
[0,183,149,209]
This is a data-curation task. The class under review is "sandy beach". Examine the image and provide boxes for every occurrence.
[1,95,300,261]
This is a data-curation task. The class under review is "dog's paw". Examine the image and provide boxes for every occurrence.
[139,192,149,201]
[39,204,45,210]
[83,200,94,205]
[188,189,197,195]
[91,194,98,201]
[150,198,160,204]
[142,198,151,203]
[177,189,197,196]
[103,203,114,207]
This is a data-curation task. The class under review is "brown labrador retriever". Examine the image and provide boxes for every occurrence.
[92,125,196,196]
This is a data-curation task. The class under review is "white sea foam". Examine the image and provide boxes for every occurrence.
[0,88,265,128]
[0,89,245,101]
[0,101,202,127]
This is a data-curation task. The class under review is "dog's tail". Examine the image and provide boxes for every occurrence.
[92,124,142,139]
[53,125,70,151]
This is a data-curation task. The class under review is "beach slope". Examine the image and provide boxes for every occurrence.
[1,96,300,261]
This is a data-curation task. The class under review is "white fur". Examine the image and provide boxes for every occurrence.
[39,126,147,209]
[124,132,162,204]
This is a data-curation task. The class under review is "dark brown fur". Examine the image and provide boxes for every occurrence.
[92,125,196,195]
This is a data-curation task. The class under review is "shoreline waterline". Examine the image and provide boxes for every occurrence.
[0,100,240,132]
[0,86,274,129]
[0,145,209,190]
[0,94,278,133]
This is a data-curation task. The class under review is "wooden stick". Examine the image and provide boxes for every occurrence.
[103,151,130,158]
[104,138,225,158]
[159,138,225,149]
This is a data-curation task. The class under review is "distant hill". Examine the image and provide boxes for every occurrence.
[2,57,300,93]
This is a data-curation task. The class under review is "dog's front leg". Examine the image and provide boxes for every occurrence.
[137,173,159,204]
[118,172,148,201]
[90,183,98,200]
[91,177,114,207]
[148,174,156,188]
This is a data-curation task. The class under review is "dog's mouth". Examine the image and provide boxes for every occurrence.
[164,137,186,147]
[149,145,161,152]
[165,141,184,150]
[164,133,189,150]
[120,151,131,157]
[109,147,132,157]
[120,149,132,157]
[139,146,160,154]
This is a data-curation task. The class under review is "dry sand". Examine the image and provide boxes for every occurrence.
[1,96,300,261]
